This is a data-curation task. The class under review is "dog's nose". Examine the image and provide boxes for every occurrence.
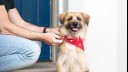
[73,22,78,27]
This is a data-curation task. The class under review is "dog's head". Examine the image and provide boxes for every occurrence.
[58,12,90,39]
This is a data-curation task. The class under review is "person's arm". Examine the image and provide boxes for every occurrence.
[8,8,45,33]
[0,5,63,46]
[0,5,42,40]
[8,8,60,34]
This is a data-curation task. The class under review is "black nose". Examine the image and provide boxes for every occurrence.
[73,22,78,27]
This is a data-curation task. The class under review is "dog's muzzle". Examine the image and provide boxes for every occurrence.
[66,22,82,32]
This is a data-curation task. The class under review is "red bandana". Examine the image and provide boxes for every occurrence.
[64,36,84,51]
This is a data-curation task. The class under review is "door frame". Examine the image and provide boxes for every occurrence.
[50,0,68,62]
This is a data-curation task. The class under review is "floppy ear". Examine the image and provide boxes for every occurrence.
[81,12,90,26]
[58,12,67,24]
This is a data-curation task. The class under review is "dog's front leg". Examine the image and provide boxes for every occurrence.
[56,62,67,72]
[78,54,89,72]
[56,55,68,72]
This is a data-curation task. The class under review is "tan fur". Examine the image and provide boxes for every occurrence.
[57,12,90,72]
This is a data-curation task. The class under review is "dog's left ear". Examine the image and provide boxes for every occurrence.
[58,12,67,24]
[81,12,90,26]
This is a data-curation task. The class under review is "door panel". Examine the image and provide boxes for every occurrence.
[21,0,38,24]
[14,0,50,60]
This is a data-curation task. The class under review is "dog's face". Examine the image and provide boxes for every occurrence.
[58,12,90,39]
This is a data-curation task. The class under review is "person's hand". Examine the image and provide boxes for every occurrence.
[46,27,60,35]
[39,33,63,46]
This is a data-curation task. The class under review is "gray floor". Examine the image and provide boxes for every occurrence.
[13,62,56,72]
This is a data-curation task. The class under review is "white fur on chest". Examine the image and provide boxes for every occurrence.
[65,42,78,55]
[57,42,86,72]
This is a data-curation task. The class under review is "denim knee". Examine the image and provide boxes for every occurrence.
[0,42,41,72]
[0,35,42,71]
[22,41,41,64]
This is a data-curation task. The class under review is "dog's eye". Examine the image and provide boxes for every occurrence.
[77,17,81,21]
[67,17,73,21]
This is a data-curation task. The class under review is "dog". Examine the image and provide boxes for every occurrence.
[56,12,90,72]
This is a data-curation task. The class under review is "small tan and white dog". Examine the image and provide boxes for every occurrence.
[56,12,90,72]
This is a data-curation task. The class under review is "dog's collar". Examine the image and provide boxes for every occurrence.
[64,36,84,51]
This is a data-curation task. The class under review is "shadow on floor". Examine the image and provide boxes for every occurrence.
[13,62,56,72]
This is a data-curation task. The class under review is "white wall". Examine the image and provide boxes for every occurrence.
[83,0,117,72]
[117,0,127,72]
[66,0,127,72]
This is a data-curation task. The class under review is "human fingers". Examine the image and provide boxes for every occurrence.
[53,39,63,45]
[54,30,60,36]
[54,33,62,40]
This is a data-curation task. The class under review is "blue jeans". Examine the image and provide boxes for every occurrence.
[0,35,42,72]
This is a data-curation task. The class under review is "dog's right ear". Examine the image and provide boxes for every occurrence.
[58,12,67,24]
[81,12,90,26]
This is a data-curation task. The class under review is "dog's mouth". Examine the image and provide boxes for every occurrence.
[70,27,79,32]
[67,22,82,32]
